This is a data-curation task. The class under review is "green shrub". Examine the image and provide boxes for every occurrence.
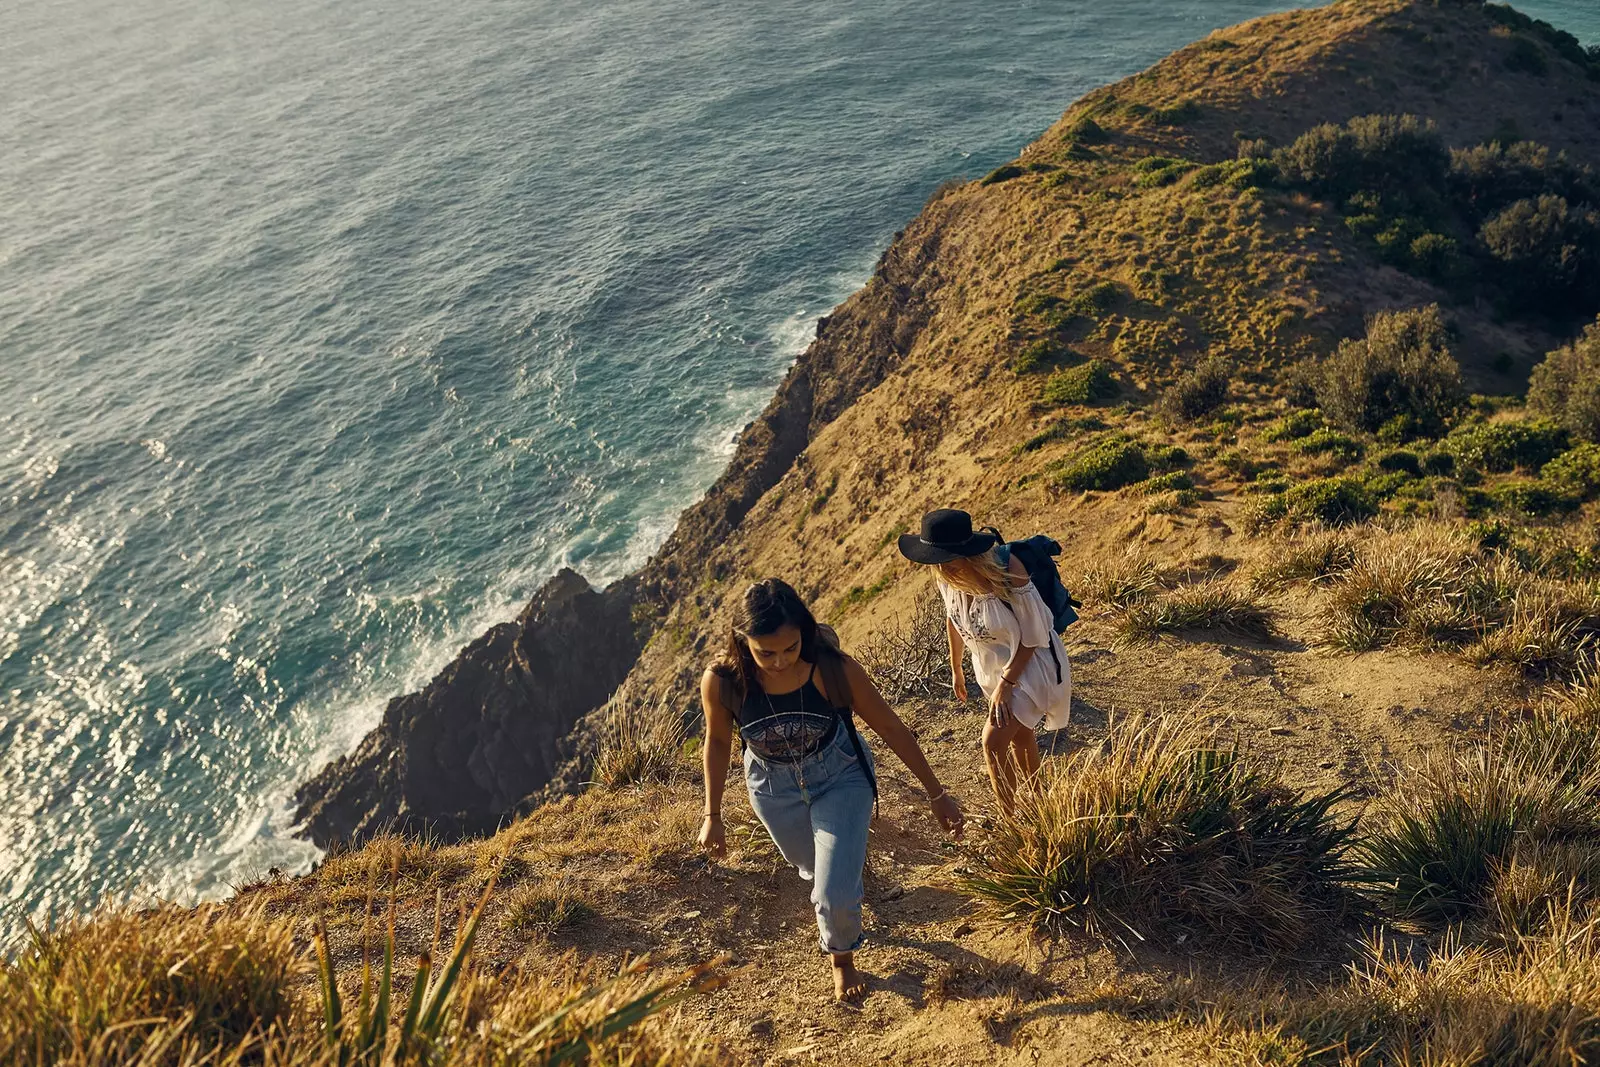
[1146,443,1191,472]
[981,163,1025,185]
[1293,428,1364,462]
[1529,317,1600,441]
[1262,409,1323,442]
[1316,306,1464,435]
[1421,450,1456,476]
[1444,418,1571,472]
[1274,114,1448,199]
[1140,471,1195,494]
[1015,415,1107,454]
[1376,450,1423,475]
[1364,471,1414,499]
[1543,443,1600,499]
[1479,195,1600,314]
[1066,117,1109,145]
[1491,480,1581,516]
[1048,436,1149,491]
[1188,158,1274,191]
[1011,339,1059,374]
[1159,355,1231,421]
[962,713,1358,951]
[1132,155,1197,188]
[1042,359,1118,404]
[1284,478,1379,526]
[1505,34,1550,76]
[1448,141,1598,223]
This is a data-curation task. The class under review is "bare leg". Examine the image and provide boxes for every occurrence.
[1011,726,1042,784]
[982,718,1029,815]
[831,952,866,1001]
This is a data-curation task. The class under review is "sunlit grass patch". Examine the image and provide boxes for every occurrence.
[1114,580,1274,647]
[962,713,1359,952]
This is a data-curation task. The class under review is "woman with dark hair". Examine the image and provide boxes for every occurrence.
[698,578,964,1001]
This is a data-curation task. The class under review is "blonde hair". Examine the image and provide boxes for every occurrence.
[935,549,1013,603]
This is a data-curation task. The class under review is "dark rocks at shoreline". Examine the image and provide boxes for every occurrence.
[293,568,641,848]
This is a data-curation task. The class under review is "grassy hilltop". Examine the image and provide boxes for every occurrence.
[10,1,1600,1064]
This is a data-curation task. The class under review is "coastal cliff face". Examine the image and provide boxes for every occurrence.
[296,0,1600,848]
[294,203,956,845]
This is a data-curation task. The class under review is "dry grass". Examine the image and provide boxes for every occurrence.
[499,880,597,939]
[1079,549,1163,609]
[0,895,723,1067]
[592,680,692,791]
[1114,580,1274,647]
[962,712,1359,953]
[1204,910,1600,1066]
[1311,522,1600,673]
[0,902,303,1067]
[1250,527,1359,592]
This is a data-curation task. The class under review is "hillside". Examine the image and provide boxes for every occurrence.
[12,2,1600,1065]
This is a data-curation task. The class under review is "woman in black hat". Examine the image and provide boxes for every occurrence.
[897,509,1071,814]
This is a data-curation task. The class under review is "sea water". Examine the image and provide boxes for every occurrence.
[2,0,1595,940]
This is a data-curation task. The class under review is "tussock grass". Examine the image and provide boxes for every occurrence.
[962,713,1359,952]
[1250,527,1359,591]
[500,880,597,938]
[1204,913,1600,1067]
[1079,550,1162,608]
[1114,580,1273,647]
[0,902,303,1067]
[1359,711,1600,935]
[593,680,691,791]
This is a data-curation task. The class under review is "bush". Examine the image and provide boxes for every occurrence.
[1490,479,1581,517]
[1283,477,1379,527]
[1292,427,1363,462]
[1132,155,1197,187]
[1544,443,1600,499]
[1443,417,1570,472]
[1048,436,1150,491]
[855,591,966,701]
[1139,471,1195,494]
[1065,117,1109,145]
[963,714,1358,952]
[1529,317,1600,441]
[1448,141,1598,223]
[1042,359,1118,404]
[1274,114,1448,199]
[1317,306,1464,435]
[1251,528,1359,591]
[1159,355,1230,421]
[1479,195,1600,314]
[1376,449,1422,475]
[1262,409,1323,442]
[1010,339,1058,374]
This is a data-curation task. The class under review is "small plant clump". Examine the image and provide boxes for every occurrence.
[1048,436,1187,492]
[1041,359,1118,404]
[1114,580,1274,646]
[1158,355,1231,422]
[962,713,1359,952]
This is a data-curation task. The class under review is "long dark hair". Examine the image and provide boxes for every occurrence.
[714,578,841,708]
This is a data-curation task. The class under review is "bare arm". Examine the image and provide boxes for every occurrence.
[946,617,968,702]
[830,657,963,838]
[698,669,735,856]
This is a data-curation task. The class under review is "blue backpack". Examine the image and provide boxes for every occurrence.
[988,529,1081,684]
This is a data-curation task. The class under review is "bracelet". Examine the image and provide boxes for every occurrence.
[702,811,719,820]
[1001,675,1019,686]
[927,787,948,803]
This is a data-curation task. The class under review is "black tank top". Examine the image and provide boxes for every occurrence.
[736,663,842,763]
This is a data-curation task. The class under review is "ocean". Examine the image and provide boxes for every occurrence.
[2,0,1595,940]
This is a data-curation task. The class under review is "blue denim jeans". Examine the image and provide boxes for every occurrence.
[744,726,876,954]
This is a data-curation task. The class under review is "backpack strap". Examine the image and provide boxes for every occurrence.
[816,646,879,813]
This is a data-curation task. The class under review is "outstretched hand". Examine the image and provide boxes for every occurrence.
[931,793,964,841]
[698,814,726,858]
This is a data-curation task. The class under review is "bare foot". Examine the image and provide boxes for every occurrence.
[831,952,867,1002]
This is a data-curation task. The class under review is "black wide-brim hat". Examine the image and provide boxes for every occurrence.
[897,508,997,565]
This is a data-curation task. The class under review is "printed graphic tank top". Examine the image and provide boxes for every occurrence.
[736,663,840,763]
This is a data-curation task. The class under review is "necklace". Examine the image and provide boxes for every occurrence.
[760,666,806,761]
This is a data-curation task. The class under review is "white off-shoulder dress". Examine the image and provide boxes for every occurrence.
[938,577,1072,731]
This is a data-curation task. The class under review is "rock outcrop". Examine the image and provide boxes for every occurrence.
[293,569,641,846]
